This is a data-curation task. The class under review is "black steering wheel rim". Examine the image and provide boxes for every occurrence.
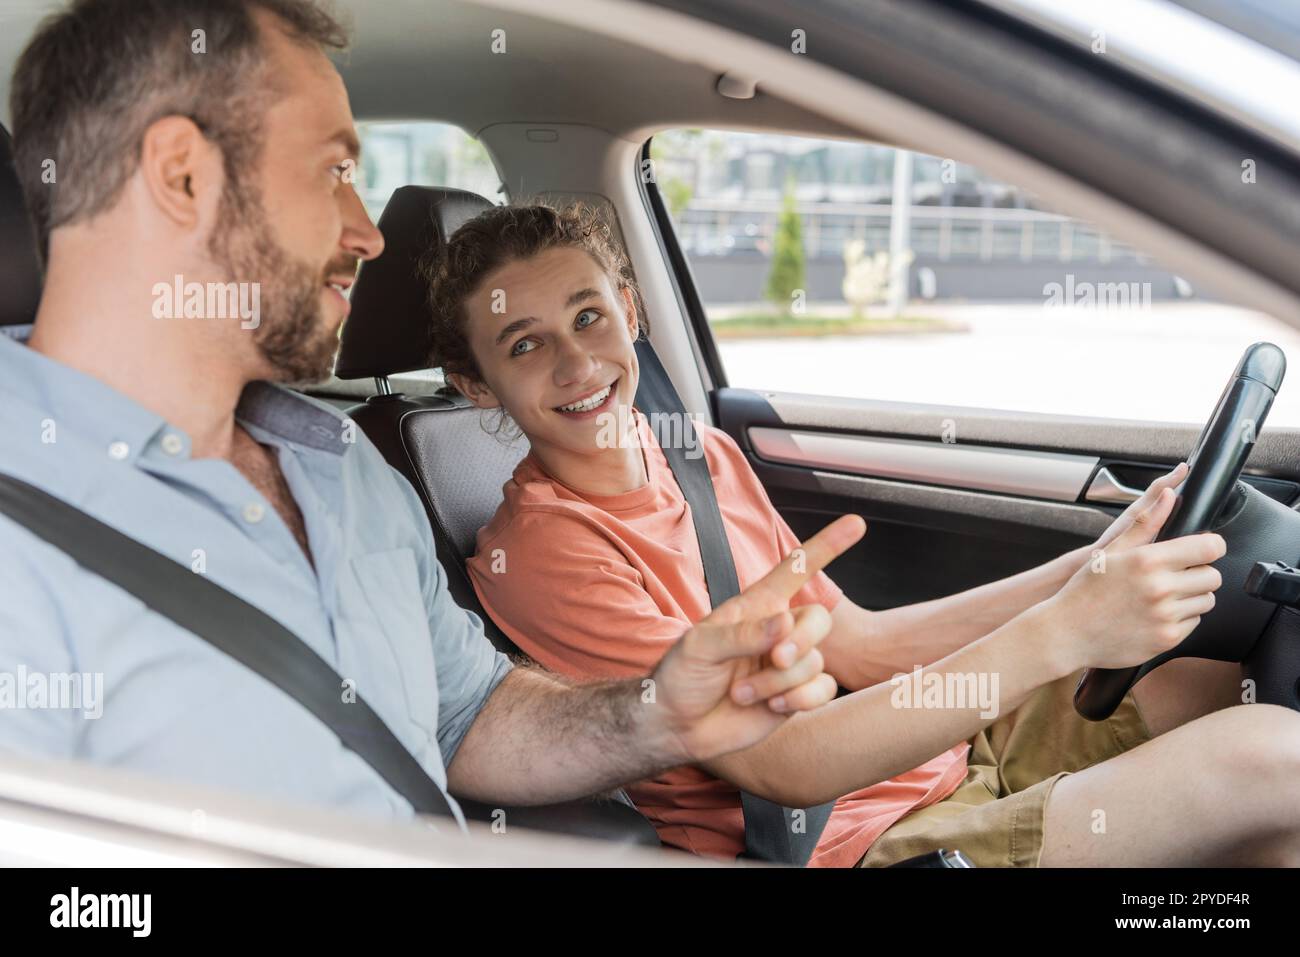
[1073,342,1287,721]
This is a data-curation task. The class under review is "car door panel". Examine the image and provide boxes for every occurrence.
[716,386,1300,611]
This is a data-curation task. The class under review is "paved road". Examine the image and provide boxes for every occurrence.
[716,302,1300,427]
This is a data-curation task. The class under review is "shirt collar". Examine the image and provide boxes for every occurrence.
[236,382,349,455]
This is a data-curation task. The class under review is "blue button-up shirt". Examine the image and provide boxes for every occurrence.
[0,335,512,826]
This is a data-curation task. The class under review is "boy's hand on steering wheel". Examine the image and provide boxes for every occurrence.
[1092,461,1188,552]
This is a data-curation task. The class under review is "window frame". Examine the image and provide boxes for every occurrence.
[638,138,730,397]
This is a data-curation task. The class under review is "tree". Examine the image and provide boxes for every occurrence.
[765,183,805,315]
[650,130,701,216]
[661,177,694,217]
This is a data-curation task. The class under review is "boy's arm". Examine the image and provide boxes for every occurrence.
[704,490,1223,808]
[821,463,1190,690]
[704,601,1072,808]
[822,542,1091,689]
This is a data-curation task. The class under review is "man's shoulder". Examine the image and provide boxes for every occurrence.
[0,382,99,515]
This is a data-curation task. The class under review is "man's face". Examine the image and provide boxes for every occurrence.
[207,15,383,383]
[459,246,641,458]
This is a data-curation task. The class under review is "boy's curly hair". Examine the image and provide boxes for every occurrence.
[423,202,648,382]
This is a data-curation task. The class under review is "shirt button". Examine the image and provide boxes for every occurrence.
[161,433,184,456]
[107,441,129,461]
[242,502,266,524]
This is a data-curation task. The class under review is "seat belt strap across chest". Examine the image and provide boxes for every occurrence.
[0,472,458,821]
[633,339,835,865]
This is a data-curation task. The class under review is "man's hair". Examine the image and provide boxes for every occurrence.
[9,0,349,264]
[425,202,648,382]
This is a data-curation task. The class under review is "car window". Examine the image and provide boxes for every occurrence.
[357,121,503,223]
[651,129,1300,425]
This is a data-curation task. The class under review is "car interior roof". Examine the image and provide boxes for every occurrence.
[3,0,1297,338]
[0,0,864,143]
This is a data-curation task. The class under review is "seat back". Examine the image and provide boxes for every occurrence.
[399,400,529,562]
[348,392,530,656]
[0,124,44,338]
[338,185,532,654]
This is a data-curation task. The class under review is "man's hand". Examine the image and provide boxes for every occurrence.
[1092,461,1188,552]
[648,514,867,764]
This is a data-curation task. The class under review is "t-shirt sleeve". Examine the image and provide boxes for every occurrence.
[469,509,690,680]
[703,424,845,614]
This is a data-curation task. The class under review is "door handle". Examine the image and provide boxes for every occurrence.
[1085,466,1145,504]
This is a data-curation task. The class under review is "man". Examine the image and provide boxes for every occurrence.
[0,0,847,830]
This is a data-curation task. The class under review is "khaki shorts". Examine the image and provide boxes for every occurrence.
[858,668,1152,868]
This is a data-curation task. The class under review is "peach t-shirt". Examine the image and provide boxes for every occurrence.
[467,410,969,866]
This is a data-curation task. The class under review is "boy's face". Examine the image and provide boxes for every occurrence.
[454,246,641,458]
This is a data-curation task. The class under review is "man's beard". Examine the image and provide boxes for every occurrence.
[207,176,354,383]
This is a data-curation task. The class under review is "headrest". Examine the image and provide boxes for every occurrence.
[0,125,44,334]
[335,186,494,379]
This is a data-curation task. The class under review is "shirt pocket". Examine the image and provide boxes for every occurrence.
[348,548,440,744]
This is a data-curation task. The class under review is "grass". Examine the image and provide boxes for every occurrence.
[707,311,969,339]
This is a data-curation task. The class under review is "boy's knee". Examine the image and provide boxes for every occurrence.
[1203,703,1300,783]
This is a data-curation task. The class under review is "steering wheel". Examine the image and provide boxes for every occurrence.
[1074,342,1287,720]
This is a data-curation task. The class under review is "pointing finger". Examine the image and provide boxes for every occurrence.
[717,514,865,619]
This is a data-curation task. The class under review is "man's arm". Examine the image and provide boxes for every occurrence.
[0,539,77,760]
[446,666,681,805]
[446,594,837,805]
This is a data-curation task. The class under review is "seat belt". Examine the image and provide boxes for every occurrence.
[0,472,459,822]
[633,339,835,866]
